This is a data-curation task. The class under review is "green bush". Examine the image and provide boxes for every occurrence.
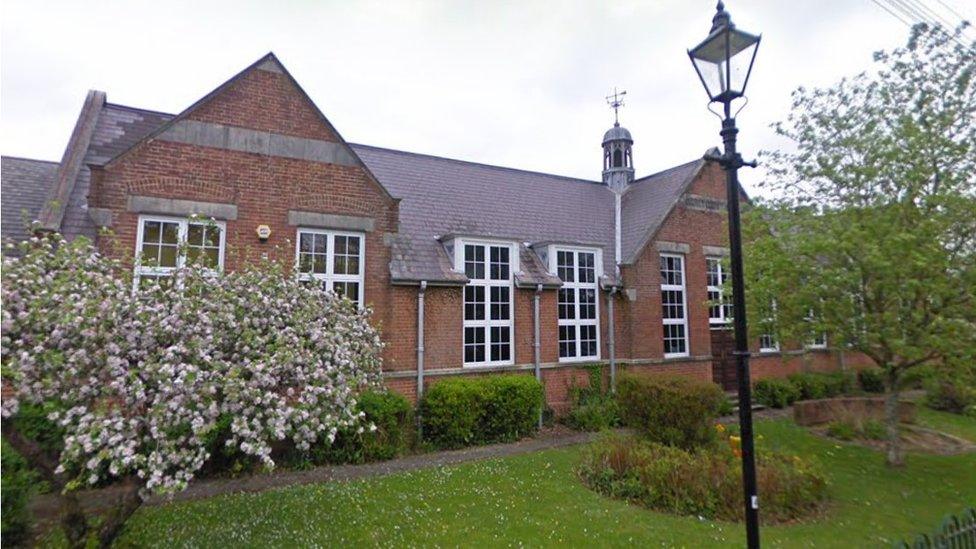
[788,372,857,401]
[564,366,620,432]
[821,371,856,396]
[857,368,886,393]
[576,433,829,523]
[925,380,976,415]
[788,373,828,400]
[616,374,725,450]
[315,391,415,464]
[420,375,543,449]
[754,378,800,409]
[1,440,34,545]
[566,397,620,431]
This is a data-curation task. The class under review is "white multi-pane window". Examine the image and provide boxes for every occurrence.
[134,215,225,288]
[462,242,514,366]
[555,248,600,361]
[295,229,365,307]
[759,301,779,352]
[706,257,732,325]
[759,333,779,353]
[805,309,827,349]
[660,254,689,358]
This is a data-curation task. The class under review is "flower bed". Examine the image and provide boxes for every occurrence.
[576,429,829,523]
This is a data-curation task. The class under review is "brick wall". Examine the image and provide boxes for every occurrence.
[88,60,867,413]
[91,62,401,367]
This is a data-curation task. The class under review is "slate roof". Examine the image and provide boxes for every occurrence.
[620,159,705,264]
[62,103,175,241]
[2,97,708,285]
[1,157,59,247]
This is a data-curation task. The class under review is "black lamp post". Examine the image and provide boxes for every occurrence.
[688,2,762,548]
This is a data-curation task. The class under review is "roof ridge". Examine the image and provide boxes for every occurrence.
[350,143,603,185]
[103,102,175,118]
[1,155,60,164]
[632,157,704,184]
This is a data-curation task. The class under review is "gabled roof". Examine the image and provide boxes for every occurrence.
[620,157,707,264]
[102,53,397,203]
[2,54,721,284]
[1,157,59,247]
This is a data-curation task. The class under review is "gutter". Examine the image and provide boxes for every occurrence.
[416,281,427,401]
[533,283,543,429]
[608,286,618,393]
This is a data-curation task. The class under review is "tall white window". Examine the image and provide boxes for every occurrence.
[555,248,600,361]
[463,242,514,366]
[706,257,732,325]
[660,254,689,358]
[805,309,827,349]
[134,215,225,288]
[759,301,779,352]
[296,229,365,307]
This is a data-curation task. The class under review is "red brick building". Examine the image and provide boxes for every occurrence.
[1,54,864,413]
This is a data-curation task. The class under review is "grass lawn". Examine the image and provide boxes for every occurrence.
[110,412,975,548]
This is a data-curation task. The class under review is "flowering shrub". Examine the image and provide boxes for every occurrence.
[1,232,383,545]
[577,431,829,523]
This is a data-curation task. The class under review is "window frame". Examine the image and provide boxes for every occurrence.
[133,214,226,289]
[705,256,732,325]
[759,333,780,353]
[660,252,690,359]
[294,228,366,307]
[805,308,828,349]
[550,246,602,363]
[456,238,516,367]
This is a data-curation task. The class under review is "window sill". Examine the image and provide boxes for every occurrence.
[557,356,603,365]
[662,353,691,361]
[462,361,515,369]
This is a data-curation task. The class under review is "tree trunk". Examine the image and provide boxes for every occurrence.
[60,493,90,549]
[1,420,91,546]
[884,384,905,467]
[96,478,143,548]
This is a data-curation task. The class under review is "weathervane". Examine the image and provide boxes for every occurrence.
[605,87,627,126]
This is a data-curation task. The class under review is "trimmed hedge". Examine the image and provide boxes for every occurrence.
[788,372,855,401]
[421,375,543,449]
[617,374,725,450]
[754,378,800,408]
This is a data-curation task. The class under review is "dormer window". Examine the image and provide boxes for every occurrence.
[458,240,515,367]
[551,246,602,362]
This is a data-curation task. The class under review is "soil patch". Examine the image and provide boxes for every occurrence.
[814,424,975,455]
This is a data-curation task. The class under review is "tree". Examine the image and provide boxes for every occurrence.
[1,231,383,547]
[743,24,976,467]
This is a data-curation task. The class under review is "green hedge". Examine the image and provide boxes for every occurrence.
[857,368,886,393]
[788,372,854,400]
[316,390,415,464]
[420,375,544,449]
[617,374,725,450]
[754,378,800,408]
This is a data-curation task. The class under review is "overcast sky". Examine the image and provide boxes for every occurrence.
[2,0,972,196]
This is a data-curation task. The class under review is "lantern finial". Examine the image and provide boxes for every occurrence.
[712,1,731,32]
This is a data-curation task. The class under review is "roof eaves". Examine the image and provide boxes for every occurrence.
[37,90,105,232]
